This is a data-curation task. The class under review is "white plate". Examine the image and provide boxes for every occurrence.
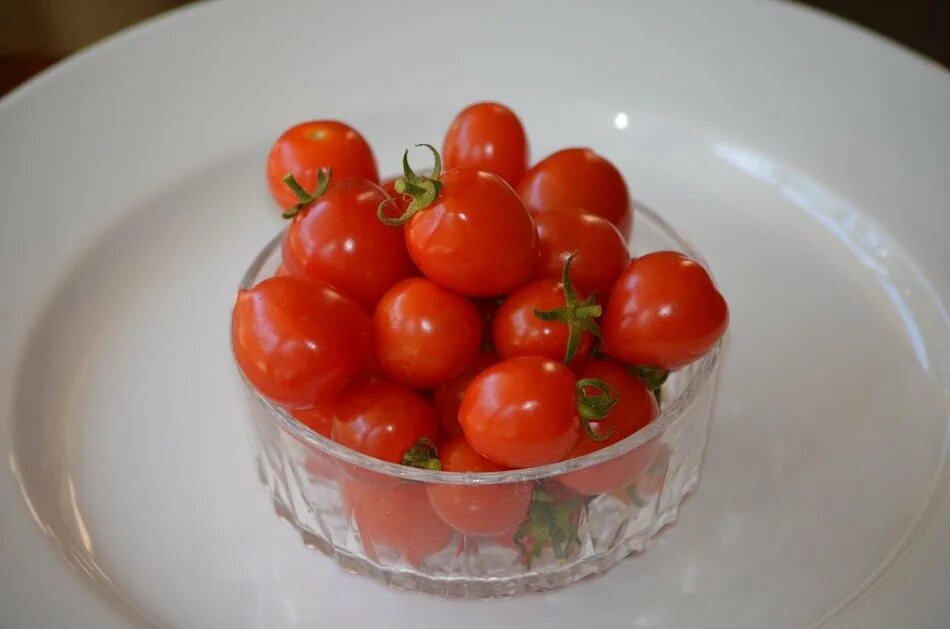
[1,1,948,627]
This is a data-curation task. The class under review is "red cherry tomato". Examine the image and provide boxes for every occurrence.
[426,437,532,536]
[232,276,369,408]
[533,207,630,296]
[443,102,528,188]
[331,378,439,464]
[341,479,454,565]
[492,278,595,365]
[373,277,483,388]
[517,148,631,237]
[558,359,658,494]
[267,120,378,210]
[432,352,498,438]
[601,251,728,369]
[389,154,538,297]
[290,403,333,438]
[282,178,413,310]
[460,356,582,468]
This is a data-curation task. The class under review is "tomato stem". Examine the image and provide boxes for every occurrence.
[533,253,603,364]
[630,365,669,407]
[281,169,332,219]
[513,485,586,567]
[377,144,444,226]
[401,437,441,470]
[575,377,619,441]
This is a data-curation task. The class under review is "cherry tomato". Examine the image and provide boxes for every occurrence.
[459,356,582,468]
[232,276,369,408]
[601,251,728,369]
[443,102,528,188]
[282,177,413,310]
[267,120,378,210]
[373,277,483,388]
[492,278,595,365]
[274,263,289,277]
[426,438,532,536]
[389,151,538,297]
[290,403,333,438]
[558,359,658,494]
[517,148,631,237]
[331,378,439,464]
[533,206,629,296]
[341,479,454,565]
[432,351,499,438]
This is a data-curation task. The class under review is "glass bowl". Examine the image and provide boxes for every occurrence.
[235,202,723,597]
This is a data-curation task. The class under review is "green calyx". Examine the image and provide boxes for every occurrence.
[533,253,603,364]
[281,168,331,219]
[401,437,441,470]
[630,365,669,406]
[575,377,619,441]
[377,143,443,226]
[513,486,586,567]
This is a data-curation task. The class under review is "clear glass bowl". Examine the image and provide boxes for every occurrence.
[236,203,722,597]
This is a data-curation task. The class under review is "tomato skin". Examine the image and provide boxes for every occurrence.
[432,351,498,438]
[282,178,413,311]
[533,207,630,296]
[559,359,659,495]
[267,120,378,209]
[290,403,333,438]
[331,378,439,464]
[426,438,532,536]
[459,356,581,468]
[232,276,370,409]
[601,251,728,369]
[443,102,528,188]
[406,168,538,297]
[492,279,593,365]
[517,148,631,237]
[372,278,483,388]
[341,479,454,565]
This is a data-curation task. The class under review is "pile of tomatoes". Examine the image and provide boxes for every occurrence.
[233,102,728,561]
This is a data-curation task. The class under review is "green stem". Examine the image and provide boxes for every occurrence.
[401,437,441,470]
[533,252,603,364]
[376,144,444,227]
[281,168,331,219]
[575,377,619,441]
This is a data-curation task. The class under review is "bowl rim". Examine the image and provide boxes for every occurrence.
[235,201,722,485]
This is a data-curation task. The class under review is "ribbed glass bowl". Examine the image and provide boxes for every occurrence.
[235,202,722,597]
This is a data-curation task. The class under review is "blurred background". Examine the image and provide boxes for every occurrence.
[0,0,947,96]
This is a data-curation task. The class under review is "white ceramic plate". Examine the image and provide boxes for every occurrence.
[1,1,948,627]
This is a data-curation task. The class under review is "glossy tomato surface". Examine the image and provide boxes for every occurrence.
[558,359,659,494]
[341,479,454,566]
[426,437,532,536]
[405,168,538,297]
[517,148,630,237]
[282,178,413,310]
[492,279,593,365]
[533,206,630,296]
[290,403,334,438]
[331,378,439,464]
[443,102,528,187]
[601,251,728,369]
[431,351,498,438]
[232,275,369,408]
[372,278,483,388]
[267,120,378,209]
[459,356,581,468]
